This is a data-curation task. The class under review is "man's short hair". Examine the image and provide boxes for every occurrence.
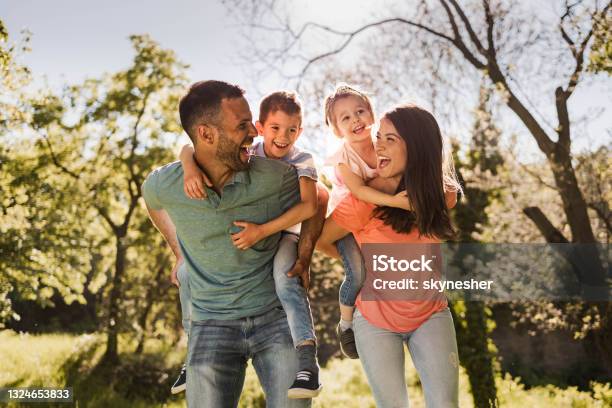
[258,91,302,125]
[179,80,245,142]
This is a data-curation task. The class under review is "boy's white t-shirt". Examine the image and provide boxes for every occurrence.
[252,140,318,235]
[324,142,378,214]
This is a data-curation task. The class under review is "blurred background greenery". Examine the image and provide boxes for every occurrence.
[1,0,611,406]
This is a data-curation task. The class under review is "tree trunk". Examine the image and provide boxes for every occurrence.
[135,262,167,354]
[102,235,126,365]
[451,303,498,407]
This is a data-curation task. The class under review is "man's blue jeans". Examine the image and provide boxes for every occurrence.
[186,307,312,408]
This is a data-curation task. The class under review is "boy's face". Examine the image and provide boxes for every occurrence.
[256,110,303,159]
[332,95,374,143]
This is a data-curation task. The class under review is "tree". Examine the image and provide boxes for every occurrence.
[225,0,612,371]
[450,85,504,407]
[28,35,187,363]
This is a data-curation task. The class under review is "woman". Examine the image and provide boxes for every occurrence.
[318,104,461,407]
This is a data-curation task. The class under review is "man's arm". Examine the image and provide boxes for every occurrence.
[287,184,329,290]
[145,203,183,286]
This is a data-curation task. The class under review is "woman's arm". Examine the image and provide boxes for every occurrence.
[316,217,350,259]
[232,177,318,250]
[337,164,412,210]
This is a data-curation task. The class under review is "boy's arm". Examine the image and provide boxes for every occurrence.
[338,163,412,210]
[144,203,183,287]
[179,144,212,199]
[232,177,318,249]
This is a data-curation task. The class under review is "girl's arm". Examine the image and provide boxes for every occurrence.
[337,163,412,210]
[179,144,212,199]
[232,177,318,250]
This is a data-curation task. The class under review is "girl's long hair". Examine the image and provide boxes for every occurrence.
[372,104,461,240]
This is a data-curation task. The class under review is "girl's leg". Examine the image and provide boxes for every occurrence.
[337,233,367,314]
[406,307,459,408]
[353,309,409,408]
[335,233,367,358]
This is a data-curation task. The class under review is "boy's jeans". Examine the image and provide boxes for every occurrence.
[337,233,366,306]
[353,307,459,408]
[273,233,316,347]
[177,262,191,335]
[186,307,312,408]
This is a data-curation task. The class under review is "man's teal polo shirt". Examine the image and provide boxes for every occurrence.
[142,156,300,321]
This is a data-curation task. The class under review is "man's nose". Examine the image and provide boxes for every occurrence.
[248,122,257,136]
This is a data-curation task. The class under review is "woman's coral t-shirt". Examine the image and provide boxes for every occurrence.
[332,193,448,333]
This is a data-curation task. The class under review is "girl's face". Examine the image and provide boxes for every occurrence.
[332,95,374,143]
[375,117,407,179]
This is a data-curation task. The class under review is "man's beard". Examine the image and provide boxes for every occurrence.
[216,131,251,172]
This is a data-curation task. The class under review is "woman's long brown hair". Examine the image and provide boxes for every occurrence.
[373,104,459,240]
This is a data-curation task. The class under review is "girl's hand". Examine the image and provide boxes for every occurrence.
[390,190,412,211]
[231,221,266,250]
[183,168,211,200]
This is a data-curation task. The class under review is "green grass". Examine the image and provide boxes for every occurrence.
[1,330,610,407]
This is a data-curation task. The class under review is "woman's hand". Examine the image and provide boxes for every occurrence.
[231,221,267,250]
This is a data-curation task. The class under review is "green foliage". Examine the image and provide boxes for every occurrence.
[1,32,189,361]
[2,331,610,407]
[588,8,612,74]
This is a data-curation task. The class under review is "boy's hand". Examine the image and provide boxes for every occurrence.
[183,168,212,200]
[287,258,310,290]
[231,221,266,250]
[170,257,184,287]
[390,190,412,211]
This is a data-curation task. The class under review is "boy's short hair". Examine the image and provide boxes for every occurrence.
[259,91,302,124]
[323,84,375,129]
[179,80,245,142]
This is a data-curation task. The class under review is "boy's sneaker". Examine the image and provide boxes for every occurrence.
[287,370,322,399]
[170,364,187,394]
[336,323,359,359]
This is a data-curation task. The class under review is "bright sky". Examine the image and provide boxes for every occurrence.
[4,0,611,160]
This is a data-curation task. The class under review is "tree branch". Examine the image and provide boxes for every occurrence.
[42,134,80,180]
[297,17,484,87]
[447,0,487,55]
[523,206,569,243]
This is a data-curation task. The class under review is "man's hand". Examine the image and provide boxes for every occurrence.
[287,258,310,290]
[231,221,266,250]
[170,257,184,287]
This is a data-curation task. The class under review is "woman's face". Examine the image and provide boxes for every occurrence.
[375,117,407,179]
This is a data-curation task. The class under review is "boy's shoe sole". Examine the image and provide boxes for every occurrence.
[170,383,186,394]
[288,384,323,399]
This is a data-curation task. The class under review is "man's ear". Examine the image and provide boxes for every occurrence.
[195,124,217,145]
[255,121,266,136]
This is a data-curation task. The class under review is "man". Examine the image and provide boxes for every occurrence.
[142,80,312,407]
